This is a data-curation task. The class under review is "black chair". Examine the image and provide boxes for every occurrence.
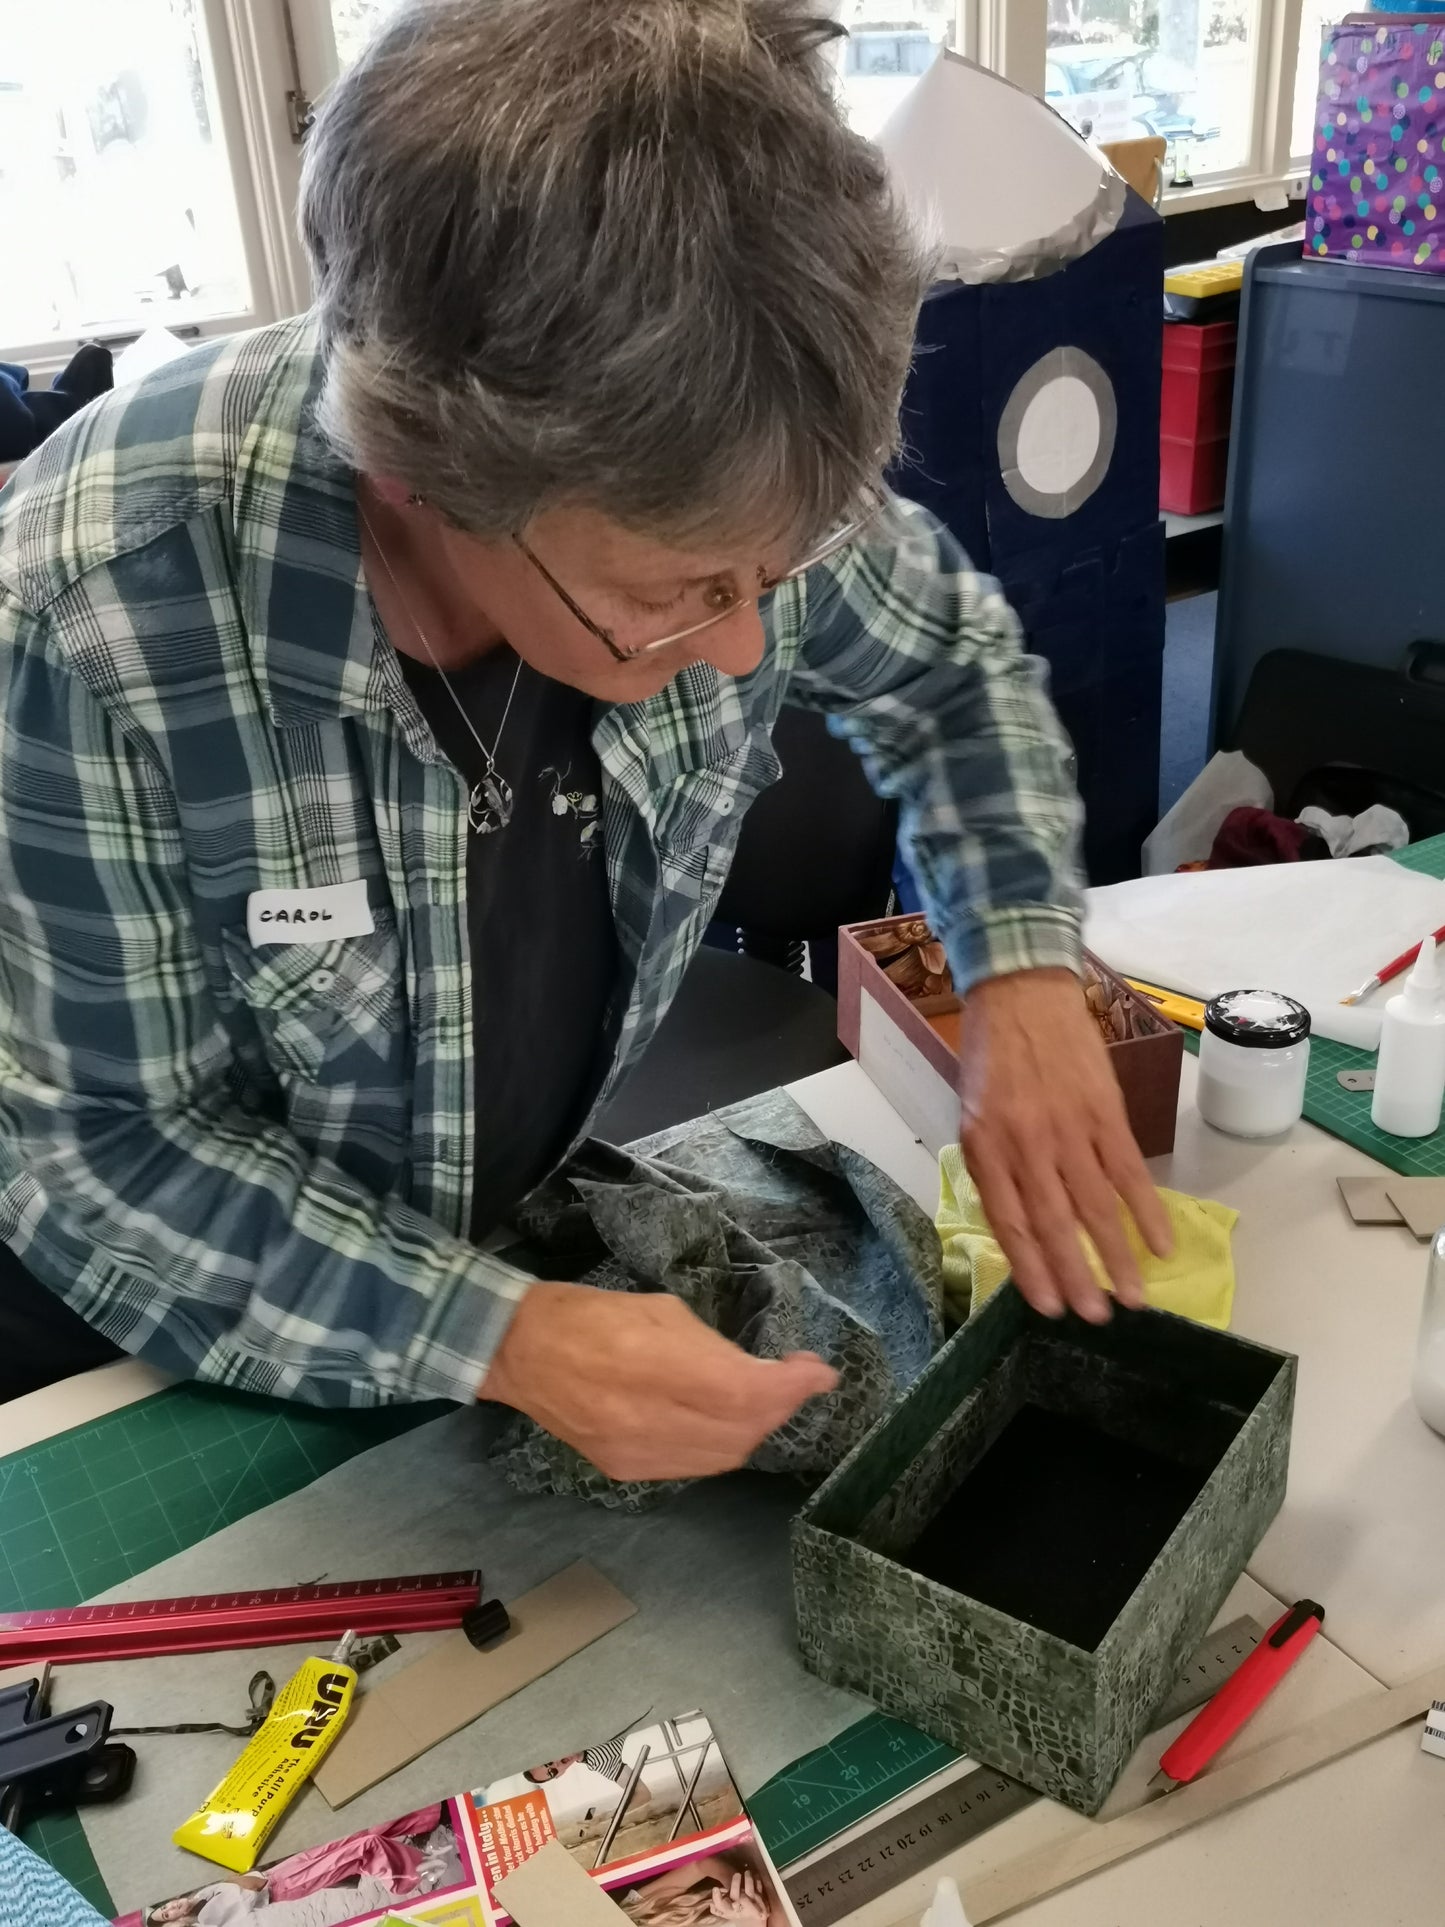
[1226,647,1445,842]
[596,706,898,1142]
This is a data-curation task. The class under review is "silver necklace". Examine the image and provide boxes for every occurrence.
[360,503,523,835]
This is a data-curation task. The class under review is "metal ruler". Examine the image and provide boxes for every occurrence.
[0,1570,482,1666]
[780,1614,1264,1926]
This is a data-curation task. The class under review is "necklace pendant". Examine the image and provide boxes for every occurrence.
[468,769,514,835]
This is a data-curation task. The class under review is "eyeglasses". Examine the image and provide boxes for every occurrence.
[512,486,887,664]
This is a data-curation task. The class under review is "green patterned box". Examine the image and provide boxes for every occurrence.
[792,1290,1294,1814]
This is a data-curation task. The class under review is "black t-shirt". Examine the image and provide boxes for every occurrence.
[400,648,618,1239]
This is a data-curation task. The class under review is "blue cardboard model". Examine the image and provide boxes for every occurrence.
[878,55,1165,884]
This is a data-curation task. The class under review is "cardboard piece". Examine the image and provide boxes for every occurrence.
[495,1838,628,1925]
[1384,1179,1445,1243]
[1338,1176,1406,1226]
[964,1660,1445,1922]
[1099,136,1166,206]
[314,1561,636,1808]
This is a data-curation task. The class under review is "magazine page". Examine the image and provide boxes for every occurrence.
[115,1800,486,1927]
[465,1711,799,1927]
[117,1713,799,1927]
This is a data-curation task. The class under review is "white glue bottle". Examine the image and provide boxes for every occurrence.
[1371,934,1445,1138]
[921,1878,973,1927]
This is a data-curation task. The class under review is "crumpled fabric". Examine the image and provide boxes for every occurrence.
[1297,804,1410,860]
[0,1829,108,1927]
[490,1089,944,1510]
[1207,806,1328,868]
[936,1144,1239,1331]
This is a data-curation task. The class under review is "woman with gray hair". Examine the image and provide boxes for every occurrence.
[0,0,1167,1469]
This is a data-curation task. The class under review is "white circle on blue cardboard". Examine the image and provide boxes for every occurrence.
[997,348,1118,520]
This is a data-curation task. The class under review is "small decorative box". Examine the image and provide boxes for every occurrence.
[793,1288,1295,1815]
[837,915,1183,1158]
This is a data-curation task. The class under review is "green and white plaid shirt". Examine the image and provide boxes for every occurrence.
[0,318,1082,1406]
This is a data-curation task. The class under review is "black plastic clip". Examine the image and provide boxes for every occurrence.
[0,1673,134,1832]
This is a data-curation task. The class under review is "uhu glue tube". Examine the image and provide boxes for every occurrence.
[173,1635,358,1872]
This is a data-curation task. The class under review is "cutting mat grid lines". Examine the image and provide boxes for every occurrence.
[2,1387,431,1913]
[0,1388,428,1615]
[750,1713,959,1867]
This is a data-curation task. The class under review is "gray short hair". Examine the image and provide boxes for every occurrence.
[300,0,932,548]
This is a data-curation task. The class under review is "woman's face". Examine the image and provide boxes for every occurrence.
[443,504,792,704]
[150,1902,198,1924]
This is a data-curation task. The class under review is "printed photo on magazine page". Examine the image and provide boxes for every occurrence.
[116,1802,481,1927]
[467,1710,799,1926]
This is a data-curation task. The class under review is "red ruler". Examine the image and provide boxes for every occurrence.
[0,1570,482,1667]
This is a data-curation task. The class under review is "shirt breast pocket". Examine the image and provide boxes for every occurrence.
[654,727,783,923]
[220,911,406,1085]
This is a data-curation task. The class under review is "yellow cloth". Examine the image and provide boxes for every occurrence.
[936,1145,1239,1330]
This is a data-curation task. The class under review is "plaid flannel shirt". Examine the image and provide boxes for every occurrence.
[0,317,1083,1406]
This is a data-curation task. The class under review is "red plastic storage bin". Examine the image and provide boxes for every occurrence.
[1161,319,1237,515]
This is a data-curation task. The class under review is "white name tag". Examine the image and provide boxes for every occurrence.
[246,881,375,948]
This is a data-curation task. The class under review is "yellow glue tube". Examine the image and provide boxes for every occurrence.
[173,1647,356,1872]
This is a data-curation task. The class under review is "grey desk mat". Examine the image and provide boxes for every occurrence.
[74,1406,866,1916]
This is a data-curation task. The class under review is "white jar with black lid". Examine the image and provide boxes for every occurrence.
[1196,989,1312,1139]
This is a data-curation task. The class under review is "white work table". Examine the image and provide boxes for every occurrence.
[6,1057,1443,1925]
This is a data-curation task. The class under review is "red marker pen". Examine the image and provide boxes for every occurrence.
[1155,1600,1326,1787]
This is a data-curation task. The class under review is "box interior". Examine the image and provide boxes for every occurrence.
[856,1313,1284,1654]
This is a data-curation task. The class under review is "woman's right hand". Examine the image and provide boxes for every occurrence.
[478,1282,837,1483]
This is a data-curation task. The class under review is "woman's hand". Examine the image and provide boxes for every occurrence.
[708,1870,768,1918]
[958,967,1173,1322]
[479,1284,838,1482]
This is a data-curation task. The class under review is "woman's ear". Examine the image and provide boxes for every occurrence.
[366,474,421,510]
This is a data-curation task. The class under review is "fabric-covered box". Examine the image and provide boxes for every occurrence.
[792,1287,1295,1815]
[1306,14,1445,272]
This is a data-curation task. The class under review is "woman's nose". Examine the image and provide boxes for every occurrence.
[695,605,765,678]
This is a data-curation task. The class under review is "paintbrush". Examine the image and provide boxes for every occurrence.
[1341,923,1445,1005]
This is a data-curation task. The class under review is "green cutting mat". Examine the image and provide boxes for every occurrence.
[1,1387,433,1914]
[1180,833,1445,1176]
[748,1710,958,1868]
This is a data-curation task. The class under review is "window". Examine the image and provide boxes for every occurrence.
[322,2,967,143]
[327,0,401,72]
[1045,2,1263,179]
[0,0,256,357]
[1291,1,1337,162]
[832,7,962,136]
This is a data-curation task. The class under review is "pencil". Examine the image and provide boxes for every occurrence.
[1340,923,1445,1005]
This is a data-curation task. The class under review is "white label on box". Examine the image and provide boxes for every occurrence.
[858,991,960,1155]
[1423,1699,1445,1760]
